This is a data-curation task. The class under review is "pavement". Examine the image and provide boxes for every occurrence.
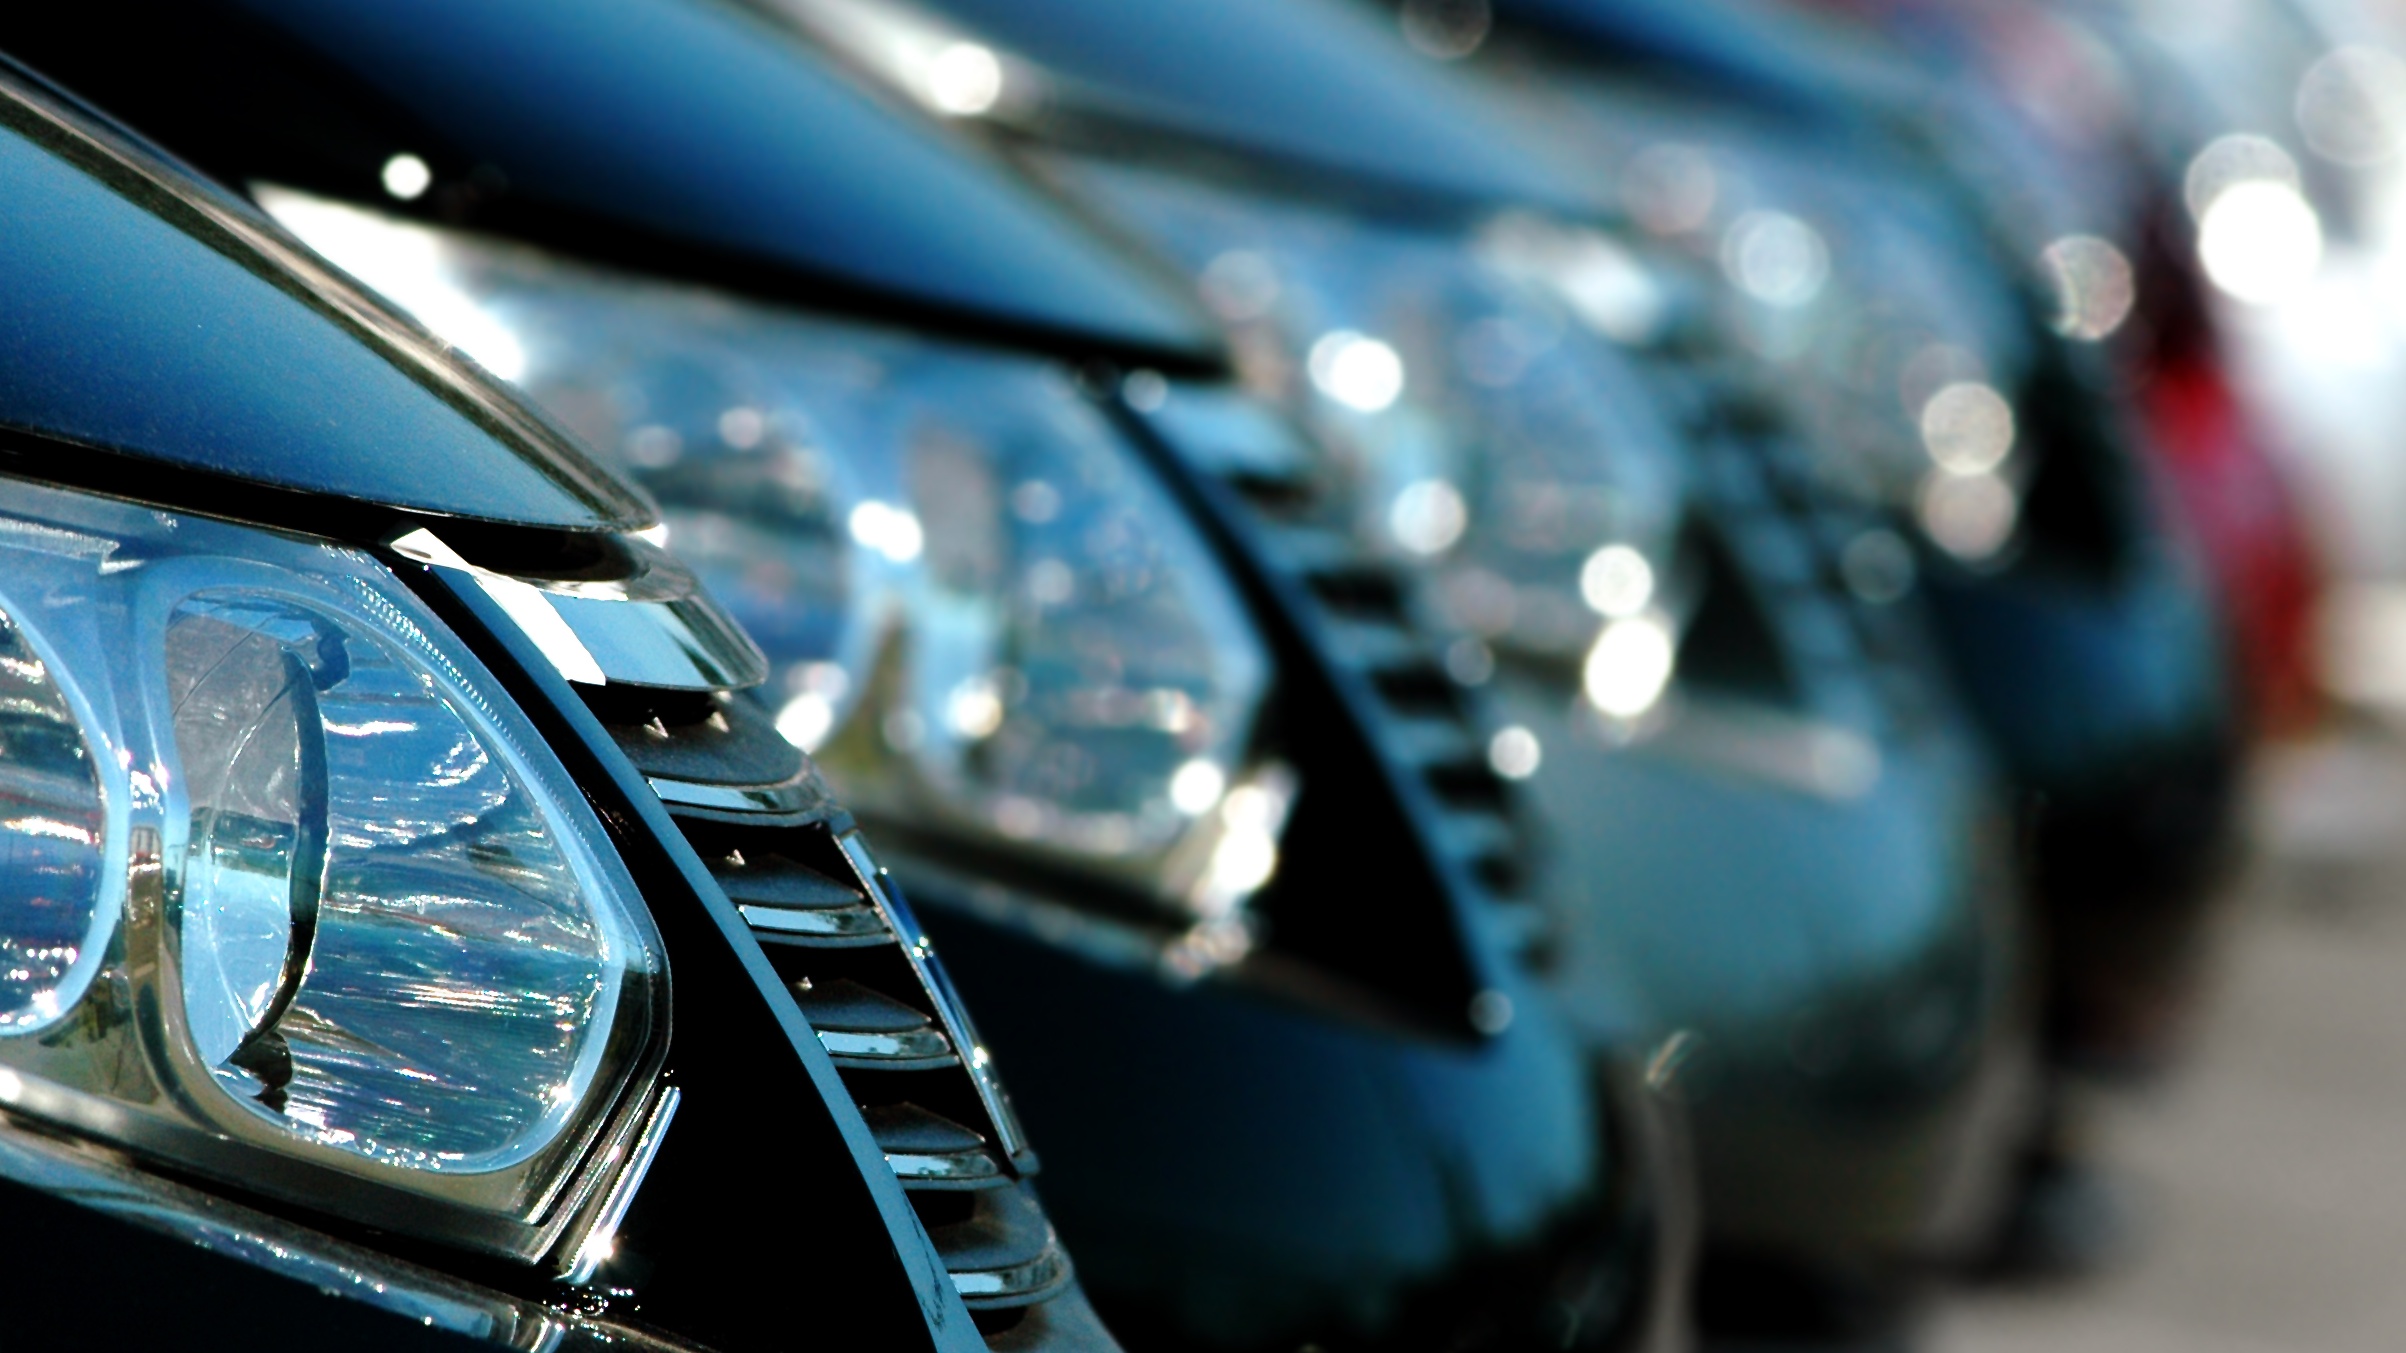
[1929,721,2406,1353]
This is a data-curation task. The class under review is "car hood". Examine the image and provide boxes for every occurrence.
[0,65,653,533]
[0,0,1222,372]
[787,0,1610,218]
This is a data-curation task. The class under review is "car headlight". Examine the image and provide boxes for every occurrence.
[1031,156,1701,720]
[0,472,666,1266]
[260,190,1280,947]
[1623,126,2044,567]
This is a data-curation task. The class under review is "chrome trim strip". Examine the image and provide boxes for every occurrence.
[885,1148,1003,1184]
[949,1242,1073,1306]
[557,1086,682,1286]
[835,832,1031,1163]
[0,1115,702,1350]
[389,528,767,690]
[650,774,836,815]
[818,1028,954,1062]
[737,902,891,939]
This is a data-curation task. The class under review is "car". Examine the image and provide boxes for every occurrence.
[1417,0,2259,1272]
[0,2,1696,1349]
[765,0,2038,1339]
[0,56,1063,1352]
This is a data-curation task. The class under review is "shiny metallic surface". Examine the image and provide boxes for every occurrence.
[0,1112,697,1350]
[838,831,1034,1164]
[649,773,841,816]
[950,1242,1074,1305]
[738,901,893,939]
[820,1027,959,1063]
[889,1149,1008,1185]
[557,1085,683,1284]
[389,525,772,691]
[666,763,1092,1338]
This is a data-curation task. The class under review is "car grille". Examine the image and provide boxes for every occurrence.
[1650,354,1954,744]
[595,687,1075,1330]
[1127,386,1552,961]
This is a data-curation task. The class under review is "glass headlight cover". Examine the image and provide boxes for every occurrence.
[0,476,665,1260]
[1514,78,2064,567]
[1041,158,1698,715]
[261,190,1277,929]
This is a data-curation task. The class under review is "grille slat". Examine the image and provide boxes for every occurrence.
[1315,615,1424,673]
[1139,386,1546,953]
[575,609,1079,1338]
[740,903,892,943]
[1382,714,1483,771]
[671,807,1060,1315]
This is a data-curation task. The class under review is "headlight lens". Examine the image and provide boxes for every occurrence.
[0,476,664,1251]
[1039,158,1696,712]
[261,191,1277,928]
[1552,102,2045,565]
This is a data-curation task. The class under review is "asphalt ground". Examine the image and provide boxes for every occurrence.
[1929,720,2406,1353]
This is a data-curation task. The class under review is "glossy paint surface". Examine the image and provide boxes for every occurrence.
[900,0,1603,215]
[0,0,1218,366]
[917,902,1657,1351]
[1516,677,2022,1259]
[0,75,649,530]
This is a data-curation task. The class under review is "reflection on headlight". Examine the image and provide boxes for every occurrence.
[925,41,1004,116]
[2297,45,2406,168]
[0,610,105,1034]
[1721,210,1830,309]
[1579,543,1655,619]
[2039,235,2136,341]
[2184,134,2301,220]
[2199,179,2325,304]
[1308,329,1408,412]
[1486,724,1542,780]
[1390,478,1469,555]
[1919,381,2016,476]
[1475,214,1668,344]
[1919,470,2020,562]
[1168,758,1226,816]
[1045,157,1691,689]
[847,500,926,562]
[1583,614,1677,719]
[1163,765,1296,980]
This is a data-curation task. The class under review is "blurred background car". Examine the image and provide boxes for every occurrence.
[0,0,2384,1349]
[1467,0,2249,1055]
[755,0,2047,1342]
[0,1,1700,1349]
[0,56,1051,1353]
[1373,0,2288,1286]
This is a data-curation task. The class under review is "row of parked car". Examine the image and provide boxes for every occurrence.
[0,0,2366,1348]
